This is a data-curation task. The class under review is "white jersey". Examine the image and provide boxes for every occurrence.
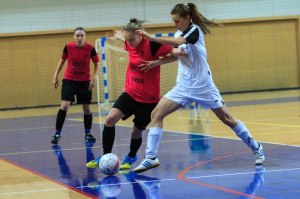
[175,23,215,91]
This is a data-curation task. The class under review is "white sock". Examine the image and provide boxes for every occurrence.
[232,120,259,149]
[145,127,163,159]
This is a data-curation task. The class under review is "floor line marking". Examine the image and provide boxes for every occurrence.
[177,145,282,199]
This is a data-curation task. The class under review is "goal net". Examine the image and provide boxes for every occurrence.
[95,35,178,115]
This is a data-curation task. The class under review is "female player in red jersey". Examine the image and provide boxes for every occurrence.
[51,27,100,144]
[86,18,187,170]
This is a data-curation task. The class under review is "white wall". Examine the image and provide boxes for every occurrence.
[0,0,299,34]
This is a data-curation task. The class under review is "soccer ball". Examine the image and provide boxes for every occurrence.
[99,153,120,175]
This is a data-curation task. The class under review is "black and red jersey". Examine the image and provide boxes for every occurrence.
[124,38,172,103]
[62,42,100,81]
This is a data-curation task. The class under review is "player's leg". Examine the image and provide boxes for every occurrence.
[51,100,71,144]
[86,92,132,169]
[120,126,142,170]
[212,104,265,165]
[82,104,96,142]
[77,81,96,142]
[120,101,157,170]
[86,107,125,168]
[133,97,182,173]
[51,79,74,144]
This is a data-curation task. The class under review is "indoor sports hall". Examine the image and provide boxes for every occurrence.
[1,1,300,199]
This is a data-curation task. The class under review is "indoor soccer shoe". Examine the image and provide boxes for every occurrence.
[133,158,160,173]
[120,155,138,170]
[252,142,265,165]
[51,134,61,144]
[86,155,102,168]
[85,133,96,142]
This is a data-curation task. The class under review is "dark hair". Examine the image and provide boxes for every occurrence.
[171,3,220,34]
[74,27,86,34]
[123,18,145,32]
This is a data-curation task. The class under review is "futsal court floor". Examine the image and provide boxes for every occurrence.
[0,89,299,199]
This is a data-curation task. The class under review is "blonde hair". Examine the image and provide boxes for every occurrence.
[171,3,220,34]
[123,18,145,32]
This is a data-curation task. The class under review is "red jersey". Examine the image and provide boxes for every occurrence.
[62,42,100,81]
[124,38,172,103]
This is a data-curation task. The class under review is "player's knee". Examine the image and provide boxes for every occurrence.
[105,115,117,127]
[60,106,69,112]
[131,130,142,139]
[150,110,163,122]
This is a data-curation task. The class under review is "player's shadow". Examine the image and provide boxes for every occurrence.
[120,170,147,199]
[51,143,101,197]
[240,165,265,199]
[188,118,212,169]
[120,170,162,199]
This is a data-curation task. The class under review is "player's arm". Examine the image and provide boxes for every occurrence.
[138,53,177,72]
[53,59,66,89]
[136,30,186,47]
[89,61,100,91]
[114,30,125,42]
[139,47,188,72]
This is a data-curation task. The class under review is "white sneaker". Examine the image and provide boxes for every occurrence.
[133,158,160,173]
[252,142,265,165]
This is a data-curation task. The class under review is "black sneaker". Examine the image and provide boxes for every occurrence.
[51,134,60,144]
[85,133,96,142]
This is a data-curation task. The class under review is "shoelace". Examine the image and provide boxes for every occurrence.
[253,150,264,159]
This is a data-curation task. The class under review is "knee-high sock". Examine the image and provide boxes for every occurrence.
[55,109,67,132]
[232,120,258,149]
[146,127,163,159]
[102,125,115,154]
[84,113,93,133]
[128,137,142,158]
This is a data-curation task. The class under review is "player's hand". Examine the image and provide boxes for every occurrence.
[173,48,188,59]
[138,59,158,72]
[136,30,152,41]
[53,77,58,89]
[114,30,125,42]
[89,77,96,90]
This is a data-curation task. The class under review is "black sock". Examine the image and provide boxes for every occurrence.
[84,113,93,134]
[128,137,142,158]
[55,109,67,134]
[102,125,115,154]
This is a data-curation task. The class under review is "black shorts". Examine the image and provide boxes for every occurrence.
[113,92,158,130]
[61,79,92,104]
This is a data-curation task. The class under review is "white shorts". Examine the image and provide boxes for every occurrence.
[164,85,224,109]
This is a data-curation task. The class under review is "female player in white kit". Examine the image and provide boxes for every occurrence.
[133,3,265,173]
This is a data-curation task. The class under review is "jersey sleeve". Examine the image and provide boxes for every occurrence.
[124,42,129,51]
[182,26,199,45]
[61,45,68,60]
[90,47,100,63]
[152,42,173,58]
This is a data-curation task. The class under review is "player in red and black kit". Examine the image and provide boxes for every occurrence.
[51,27,100,144]
[86,18,183,170]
